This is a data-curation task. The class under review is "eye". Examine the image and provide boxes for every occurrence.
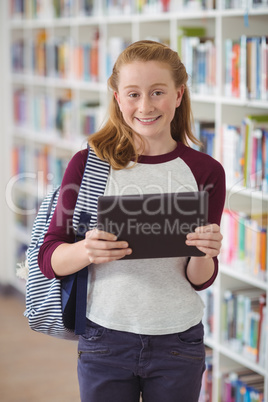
[128,93,139,98]
[152,91,163,96]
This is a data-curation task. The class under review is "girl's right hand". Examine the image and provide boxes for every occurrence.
[84,229,132,264]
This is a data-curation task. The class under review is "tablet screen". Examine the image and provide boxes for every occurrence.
[97,191,209,259]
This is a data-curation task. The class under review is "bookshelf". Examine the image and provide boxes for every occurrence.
[4,0,268,400]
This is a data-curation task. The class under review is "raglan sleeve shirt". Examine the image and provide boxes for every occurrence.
[38,143,226,290]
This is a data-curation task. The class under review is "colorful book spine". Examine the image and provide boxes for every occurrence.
[221,368,264,402]
[200,287,214,336]
[221,287,266,366]
[13,89,28,126]
[224,36,268,101]
[199,348,213,402]
[220,209,267,281]
[178,27,216,95]
[14,143,70,186]
[221,115,268,192]
[11,39,25,73]
[135,0,171,13]
[194,121,215,157]
[80,102,100,136]
[73,30,99,82]
[223,0,268,8]
[104,0,134,14]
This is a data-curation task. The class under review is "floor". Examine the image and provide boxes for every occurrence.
[0,289,80,402]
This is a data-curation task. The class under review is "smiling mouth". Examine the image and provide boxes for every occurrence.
[136,116,161,123]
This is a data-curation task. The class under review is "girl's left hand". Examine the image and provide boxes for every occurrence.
[186,223,223,259]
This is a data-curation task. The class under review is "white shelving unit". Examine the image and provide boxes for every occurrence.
[4,0,268,400]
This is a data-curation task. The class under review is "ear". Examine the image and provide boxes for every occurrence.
[176,85,184,108]
[114,91,121,110]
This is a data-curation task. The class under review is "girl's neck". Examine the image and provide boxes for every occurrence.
[135,137,177,157]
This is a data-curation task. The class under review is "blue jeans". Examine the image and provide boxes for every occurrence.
[77,320,205,402]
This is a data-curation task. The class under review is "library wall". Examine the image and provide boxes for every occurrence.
[5,1,268,401]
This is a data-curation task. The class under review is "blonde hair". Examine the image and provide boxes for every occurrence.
[88,40,199,169]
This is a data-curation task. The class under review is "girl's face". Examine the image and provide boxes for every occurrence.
[114,60,184,154]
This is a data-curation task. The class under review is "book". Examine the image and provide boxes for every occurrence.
[221,368,264,402]
[178,27,216,95]
[224,35,268,101]
[194,121,215,157]
[220,209,267,280]
[80,102,100,136]
[221,287,266,364]
[221,115,268,192]
[199,348,213,401]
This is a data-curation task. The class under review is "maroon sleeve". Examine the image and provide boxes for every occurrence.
[180,146,226,291]
[38,149,88,279]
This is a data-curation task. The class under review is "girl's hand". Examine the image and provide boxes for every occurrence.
[186,223,223,259]
[85,229,132,264]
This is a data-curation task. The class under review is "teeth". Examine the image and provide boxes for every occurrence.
[138,117,158,122]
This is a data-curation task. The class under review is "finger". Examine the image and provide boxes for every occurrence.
[194,223,220,234]
[86,238,130,251]
[186,237,221,249]
[186,231,223,241]
[185,237,222,257]
[196,246,220,258]
[86,228,117,241]
[87,247,132,264]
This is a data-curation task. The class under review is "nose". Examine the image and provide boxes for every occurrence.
[139,95,154,114]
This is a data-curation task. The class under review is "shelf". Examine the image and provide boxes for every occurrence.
[226,185,268,201]
[220,264,267,290]
[220,7,268,17]
[9,7,268,31]
[11,74,107,92]
[13,126,87,151]
[220,97,268,109]
[219,344,267,377]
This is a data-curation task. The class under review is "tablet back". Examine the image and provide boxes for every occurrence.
[97,191,208,259]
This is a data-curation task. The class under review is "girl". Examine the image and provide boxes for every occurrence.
[39,40,225,402]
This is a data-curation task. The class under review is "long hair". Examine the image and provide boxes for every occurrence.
[88,40,199,170]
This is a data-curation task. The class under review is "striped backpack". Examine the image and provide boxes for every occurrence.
[20,147,110,340]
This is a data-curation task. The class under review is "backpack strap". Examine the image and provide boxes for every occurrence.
[66,147,110,335]
[73,147,110,232]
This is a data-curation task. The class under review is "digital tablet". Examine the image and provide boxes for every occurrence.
[97,191,209,260]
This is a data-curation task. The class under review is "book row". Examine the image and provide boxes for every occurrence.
[12,30,268,102]
[201,285,267,370]
[10,0,219,19]
[225,36,268,101]
[223,0,268,8]
[221,368,265,402]
[11,29,100,81]
[222,288,266,368]
[199,341,265,401]
[220,209,267,281]
[10,0,268,19]
[178,26,216,95]
[11,30,217,95]
[220,115,268,193]
[13,88,100,139]
[12,144,70,187]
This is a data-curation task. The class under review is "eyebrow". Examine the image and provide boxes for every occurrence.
[123,83,168,89]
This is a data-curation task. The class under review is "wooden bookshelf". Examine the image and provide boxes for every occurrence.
[3,0,268,400]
